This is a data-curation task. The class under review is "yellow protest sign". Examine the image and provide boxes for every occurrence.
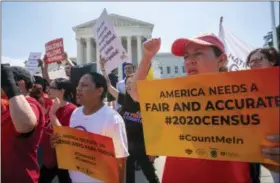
[137,67,280,164]
[146,67,154,80]
[54,127,119,183]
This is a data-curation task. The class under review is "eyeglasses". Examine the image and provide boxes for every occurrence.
[247,56,267,66]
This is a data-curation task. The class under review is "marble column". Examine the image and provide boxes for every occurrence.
[136,36,142,65]
[76,37,83,65]
[86,38,92,63]
[95,40,100,73]
[126,36,132,61]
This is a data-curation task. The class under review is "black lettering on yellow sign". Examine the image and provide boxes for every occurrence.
[250,83,259,92]
[208,84,248,96]
[173,102,201,112]
[78,137,97,146]
[205,96,280,111]
[145,103,169,112]
[208,83,259,96]
[169,114,260,126]
[58,139,71,145]
[97,148,114,157]
[63,134,79,140]
[160,88,205,98]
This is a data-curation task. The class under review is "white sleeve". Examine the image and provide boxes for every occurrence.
[116,81,121,92]
[107,114,129,158]
[68,107,79,128]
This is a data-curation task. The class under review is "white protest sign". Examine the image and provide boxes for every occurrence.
[219,20,255,71]
[94,9,130,73]
[25,52,42,74]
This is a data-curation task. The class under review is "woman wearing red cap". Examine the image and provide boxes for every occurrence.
[128,34,279,183]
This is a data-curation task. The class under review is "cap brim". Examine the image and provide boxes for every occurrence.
[171,38,214,57]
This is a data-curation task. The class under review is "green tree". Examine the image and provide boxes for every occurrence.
[264,24,280,50]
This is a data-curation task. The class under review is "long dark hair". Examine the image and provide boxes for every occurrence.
[29,85,45,106]
[53,78,74,103]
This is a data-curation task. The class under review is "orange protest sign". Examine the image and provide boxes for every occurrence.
[54,127,119,183]
[137,67,280,164]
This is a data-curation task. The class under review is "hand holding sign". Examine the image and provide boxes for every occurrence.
[143,38,161,59]
[51,132,61,148]
[262,135,280,172]
[99,56,107,71]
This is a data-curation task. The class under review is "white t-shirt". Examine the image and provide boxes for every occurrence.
[68,105,129,183]
[115,79,126,109]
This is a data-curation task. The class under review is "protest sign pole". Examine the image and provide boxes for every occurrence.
[270,1,279,51]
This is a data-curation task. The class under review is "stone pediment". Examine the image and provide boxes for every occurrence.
[73,13,154,31]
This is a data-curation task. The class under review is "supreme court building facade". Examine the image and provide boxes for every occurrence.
[72,13,185,79]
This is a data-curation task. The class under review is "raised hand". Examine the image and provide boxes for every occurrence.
[50,97,63,116]
[64,51,68,60]
[99,56,107,71]
[143,38,161,58]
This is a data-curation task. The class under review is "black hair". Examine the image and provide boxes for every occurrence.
[212,46,223,57]
[72,61,78,66]
[34,75,49,93]
[88,72,108,101]
[11,66,34,90]
[246,47,280,67]
[211,46,228,72]
[53,78,74,102]
[124,62,136,70]
[65,61,77,66]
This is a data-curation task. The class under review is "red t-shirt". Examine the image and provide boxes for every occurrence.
[42,94,53,122]
[40,102,76,168]
[1,97,45,183]
[162,157,251,183]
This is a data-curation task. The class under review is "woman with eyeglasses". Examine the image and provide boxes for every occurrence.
[246,47,280,183]
[38,78,76,183]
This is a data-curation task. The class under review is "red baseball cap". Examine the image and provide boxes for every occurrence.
[171,33,225,57]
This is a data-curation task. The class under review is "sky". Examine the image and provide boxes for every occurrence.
[2,2,279,66]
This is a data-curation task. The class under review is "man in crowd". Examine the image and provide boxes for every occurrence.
[116,63,136,110]
[1,64,45,183]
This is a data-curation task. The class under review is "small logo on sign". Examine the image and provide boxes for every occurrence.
[185,149,193,155]
[210,148,218,158]
[220,151,238,157]
[196,149,206,156]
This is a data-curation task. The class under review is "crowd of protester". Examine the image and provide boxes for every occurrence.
[1,32,280,183]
